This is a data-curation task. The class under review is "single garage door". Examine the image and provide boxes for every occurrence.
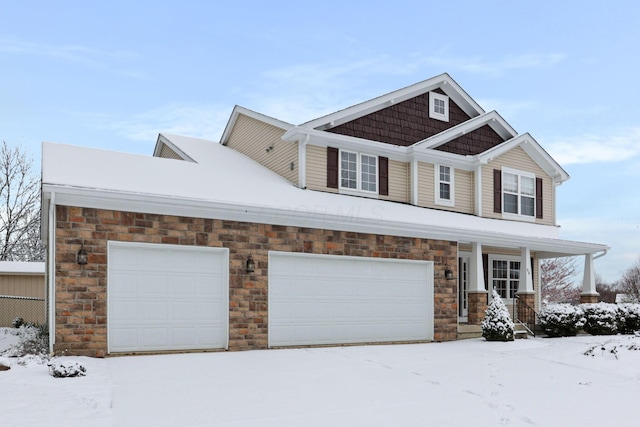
[108,242,228,353]
[269,252,433,347]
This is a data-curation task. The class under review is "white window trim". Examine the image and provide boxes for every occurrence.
[429,92,449,122]
[339,149,379,196]
[502,167,536,222]
[488,254,521,302]
[435,164,455,207]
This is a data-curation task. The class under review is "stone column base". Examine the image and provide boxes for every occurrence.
[467,291,488,325]
[580,294,599,304]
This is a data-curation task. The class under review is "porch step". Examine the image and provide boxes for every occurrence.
[457,324,482,340]
[515,324,531,339]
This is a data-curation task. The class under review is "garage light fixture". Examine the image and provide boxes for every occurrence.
[246,255,255,274]
[77,243,88,265]
[445,267,454,280]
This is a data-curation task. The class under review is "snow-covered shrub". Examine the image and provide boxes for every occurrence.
[616,304,640,334]
[48,359,86,378]
[482,291,515,341]
[12,317,24,328]
[2,324,49,357]
[538,303,584,337]
[581,303,618,335]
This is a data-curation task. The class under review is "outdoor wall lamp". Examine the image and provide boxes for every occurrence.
[77,243,88,265]
[445,267,454,280]
[246,254,255,274]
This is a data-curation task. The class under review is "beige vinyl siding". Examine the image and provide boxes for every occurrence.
[417,162,474,214]
[481,146,554,226]
[158,143,184,160]
[0,274,46,327]
[306,144,337,193]
[226,113,298,185]
[380,160,409,203]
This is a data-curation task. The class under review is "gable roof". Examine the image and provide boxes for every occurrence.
[220,105,294,146]
[300,73,485,131]
[414,110,516,150]
[477,133,570,182]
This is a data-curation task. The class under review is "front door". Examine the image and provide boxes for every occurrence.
[458,254,470,321]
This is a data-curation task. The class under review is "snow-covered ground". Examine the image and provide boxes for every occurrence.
[1,330,639,427]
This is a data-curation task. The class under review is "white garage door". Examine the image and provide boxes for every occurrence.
[108,242,228,353]
[269,252,433,347]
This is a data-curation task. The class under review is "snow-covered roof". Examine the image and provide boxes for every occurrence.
[0,261,45,275]
[41,135,607,256]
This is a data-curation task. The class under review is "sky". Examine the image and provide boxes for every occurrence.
[1,0,639,284]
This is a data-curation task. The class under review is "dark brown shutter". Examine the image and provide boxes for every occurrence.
[378,156,389,196]
[482,254,489,291]
[536,177,543,219]
[327,147,338,188]
[493,169,502,213]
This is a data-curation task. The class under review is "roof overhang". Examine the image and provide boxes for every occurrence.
[220,105,294,146]
[414,110,517,150]
[476,133,570,183]
[300,73,485,131]
[41,182,609,258]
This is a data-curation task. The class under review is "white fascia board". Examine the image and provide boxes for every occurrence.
[154,134,196,162]
[301,73,484,131]
[283,127,410,162]
[283,127,477,170]
[477,133,570,183]
[220,105,294,146]
[43,183,607,258]
[414,111,516,149]
[409,147,476,171]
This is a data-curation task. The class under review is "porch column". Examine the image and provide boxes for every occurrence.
[467,242,487,325]
[517,247,535,322]
[580,253,599,303]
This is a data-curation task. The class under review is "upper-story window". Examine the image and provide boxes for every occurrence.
[502,167,535,219]
[429,92,449,122]
[340,150,377,193]
[435,164,454,207]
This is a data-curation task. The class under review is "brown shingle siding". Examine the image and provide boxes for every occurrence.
[326,91,471,146]
[435,124,505,155]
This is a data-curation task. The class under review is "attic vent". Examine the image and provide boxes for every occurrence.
[429,92,449,122]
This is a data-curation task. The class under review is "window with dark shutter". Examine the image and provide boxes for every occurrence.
[379,156,389,196]
[493,169,502,213]
[536,177,543,219]
[327,147,338,188]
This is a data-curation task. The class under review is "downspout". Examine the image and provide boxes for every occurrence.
[411,159,419,205]
[48,192,56,354]
[593,249,608,260]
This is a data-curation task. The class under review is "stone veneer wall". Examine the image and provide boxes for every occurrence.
[54,205,458,357]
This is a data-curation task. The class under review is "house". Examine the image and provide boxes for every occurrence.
[41,73,609,357]
[0,261,46,327]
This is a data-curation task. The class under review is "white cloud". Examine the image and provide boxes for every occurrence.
[0,36,142,77]
[546,128,640,164]
[78,104,231,142]
[419,53,567,77]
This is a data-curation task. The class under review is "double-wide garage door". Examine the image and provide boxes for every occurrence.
[108,242,228,353]
[269,252,434,347]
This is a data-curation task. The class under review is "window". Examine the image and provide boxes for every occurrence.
[435,164,454,206]
[340,150,377,193]
[502,168,536,219]
[429,92,449,122]
[490,256,521,300]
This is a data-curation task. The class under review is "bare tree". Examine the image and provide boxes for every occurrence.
[541,256,580,304]
[595,273,618,303]
[618,258,640,302]
[0,141,44,261]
